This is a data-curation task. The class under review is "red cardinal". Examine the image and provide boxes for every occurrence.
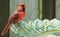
[1,4,26,36]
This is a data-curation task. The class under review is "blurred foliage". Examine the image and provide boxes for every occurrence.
[10,19,60,37]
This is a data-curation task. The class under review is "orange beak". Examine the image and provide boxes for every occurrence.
[23,4,27,8]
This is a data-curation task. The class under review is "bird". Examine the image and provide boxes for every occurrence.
[1,4,26,36]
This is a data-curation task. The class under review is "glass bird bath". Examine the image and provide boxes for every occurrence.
[10,19,60,37]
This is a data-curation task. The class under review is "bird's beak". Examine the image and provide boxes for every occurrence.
[24,4,27,8]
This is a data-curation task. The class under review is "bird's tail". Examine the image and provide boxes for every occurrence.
[1,22,11,36]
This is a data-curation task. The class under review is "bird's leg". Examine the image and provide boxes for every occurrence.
[17,22,22,27]
[11,23,17,31]
[13,22,22,29]
[13,22,20,28]
[14,24,17,28]
[17,22,21,25]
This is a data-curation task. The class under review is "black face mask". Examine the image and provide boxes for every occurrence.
[17,4,25,12]
[21,5,25,11]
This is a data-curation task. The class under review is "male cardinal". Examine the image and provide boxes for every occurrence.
[1,4,26,36]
